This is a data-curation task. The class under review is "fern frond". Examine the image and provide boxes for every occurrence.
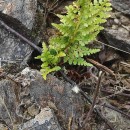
[36,0,112,79]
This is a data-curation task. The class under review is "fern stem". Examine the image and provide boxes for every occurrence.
[64,8,82,51]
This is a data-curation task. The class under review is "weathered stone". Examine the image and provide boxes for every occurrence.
[111,0,130,15]
[0,0,37,72]
[27,104,40,117]
[0,79,19,128]
[103,28,130,54]
[15,68,84,129]
[101,104,130,130]
[103,13,130,54]
[19,107,62,130]
[0,68,84,129]
[0,0,37,29]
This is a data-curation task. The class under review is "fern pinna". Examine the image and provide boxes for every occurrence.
[36,0,112,79]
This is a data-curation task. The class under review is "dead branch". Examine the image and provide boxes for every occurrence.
[86,58,115,76]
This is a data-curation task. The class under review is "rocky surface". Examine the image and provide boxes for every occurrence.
[19,108,62,130]
[0,79,18,129]
[0,68,84,130]
[111,0,130,15]
[0,0,37,72]
[0,0,37,29]
[101,103,130,130]
[103,12,130,54]
[15,68,84,129]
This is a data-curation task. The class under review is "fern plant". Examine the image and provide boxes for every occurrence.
[36,0,112,80]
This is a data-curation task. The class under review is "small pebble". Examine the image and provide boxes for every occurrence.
[120,15,130,25]
[114,18,120,25]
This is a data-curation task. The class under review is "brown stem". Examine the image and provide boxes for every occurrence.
[86,58,115,76]
[83,71,103,125]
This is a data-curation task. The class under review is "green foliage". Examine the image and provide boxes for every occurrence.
[36,0,112,80]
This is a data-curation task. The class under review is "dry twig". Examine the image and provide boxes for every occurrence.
[86,58,115,76]
[83,71,103,128]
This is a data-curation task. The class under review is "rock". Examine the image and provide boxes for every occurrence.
[27,104,40,117]
[15,68,84,129]
[19,107,62,130]
[103,28,130,54]
[101,104,130,130]
[0,68,84,129]
[111,0,130,15]
[118,27,129,38]
[103,13,130,54]
[0,79,19,128]
[0,0,37,29]
[0,0,37,72]
[114,18,120,25]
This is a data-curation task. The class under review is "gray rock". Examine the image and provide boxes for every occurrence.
[100,103,130,130]
[103,28,130,54]
[0,0,37,72]
[0,68,84,129]
[103,13,130,54]
[1,0,37,29]
[0,79,19,128]
[111,0,130,15]
[19,107,62,130]
[0,73,62,130]
[15,68,84,129]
